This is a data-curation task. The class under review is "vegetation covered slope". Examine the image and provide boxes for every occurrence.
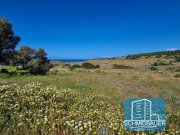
[0,54,180,134]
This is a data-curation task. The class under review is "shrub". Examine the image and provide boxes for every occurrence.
[112,64,133,69]
[0,68,9,73]
[70,64,82,70]
[160,61,169,66]
[126,55,141,60]
[175,56,180,62]
[94,65,100,68]
[27,59,52,74]
[166,67,174,71]
[169,61,173,65]
[152,61,169,66]
[174,74,180,78]
[152,62,158,66]
[155,55,162,58]
[82,62,95,69]
[175,68,180,72]
[149,66,158,71]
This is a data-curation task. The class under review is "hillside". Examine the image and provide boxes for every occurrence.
[0,51,180,134]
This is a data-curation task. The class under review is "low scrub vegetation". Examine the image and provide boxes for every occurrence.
[126,50,180,60]
[175,68,180,72]
[112,64,133,69]
[69,62,100,70]
[149,66,158,71]
[175,56,180,62]
[70,64,82,70]
[126,55,141,60]
[0,68,8,73]
[174,74,180,78]
[82,62,100,69]
[152,61,171,66]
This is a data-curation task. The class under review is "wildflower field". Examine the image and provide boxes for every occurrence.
[0,57,180,134]
[0,82,179,135]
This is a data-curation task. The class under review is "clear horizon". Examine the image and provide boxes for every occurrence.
[1,0,180,59]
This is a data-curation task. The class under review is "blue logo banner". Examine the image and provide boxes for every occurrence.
[124,98,166,131]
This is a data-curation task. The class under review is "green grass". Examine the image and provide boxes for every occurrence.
[0,65,29,74]
[0,57,180,110]
[0,57,180,134]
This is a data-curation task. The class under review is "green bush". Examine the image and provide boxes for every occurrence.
[94,65,100,68]
[155,55,162,58]
[70,64,82,70]
[174,74,180,78]
[152,62,158,66]
[175,56,180,62]
[27,59,52,74]
[112,64,133,69]
[149,66,158,71]
[152,61,169,66]
[169,61,173,65]
[0,68,9,73]
[159,61,169,66]
[126,55,141,60]
[175,68,180,72]
[82,62,95,69]
[145,56,150,58]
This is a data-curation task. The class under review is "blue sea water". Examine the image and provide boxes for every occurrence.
[51,59,87,63]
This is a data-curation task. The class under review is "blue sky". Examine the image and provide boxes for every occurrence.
[0,0,180,59]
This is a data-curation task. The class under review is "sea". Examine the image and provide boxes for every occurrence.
[50,59,88,63]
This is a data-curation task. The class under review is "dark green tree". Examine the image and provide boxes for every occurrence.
[27,48,52,74]
[0,18,20,63]
[35,48,47,60]
[15,46,35,68]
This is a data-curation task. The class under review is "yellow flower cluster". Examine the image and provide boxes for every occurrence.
[0,83,179,134]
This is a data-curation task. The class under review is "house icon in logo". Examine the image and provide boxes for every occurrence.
[131,99,159,121]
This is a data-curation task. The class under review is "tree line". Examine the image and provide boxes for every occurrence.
[0,18,52,74]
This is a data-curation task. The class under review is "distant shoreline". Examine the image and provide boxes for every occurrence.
[50,59,88,63]
[50,50,180,63]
